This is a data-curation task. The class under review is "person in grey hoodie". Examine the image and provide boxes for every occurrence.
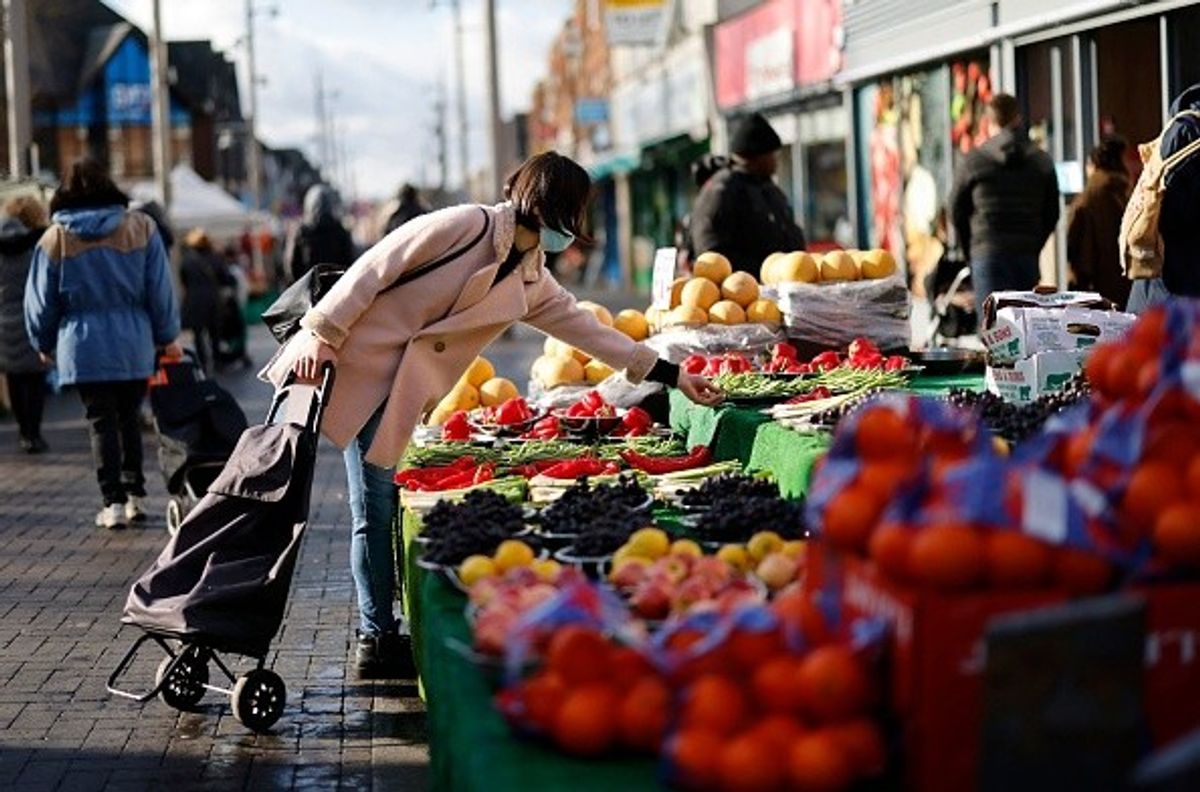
[0,195,49,453]
[950,94,1060,315]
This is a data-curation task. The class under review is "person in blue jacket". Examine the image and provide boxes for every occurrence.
[25,158,182,529]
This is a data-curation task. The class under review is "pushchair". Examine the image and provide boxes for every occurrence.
[148,352,248,535]
[107,366,334,733]
[922,250,978,346]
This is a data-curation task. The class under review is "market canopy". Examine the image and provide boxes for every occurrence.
[131,163,257,239]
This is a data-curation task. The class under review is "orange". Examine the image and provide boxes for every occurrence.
[1106,345,1155,401]
[679,674,748,736]
[1153,502,1200,567]
[986,531,1053,588]
[717,733,786,792]
[751,656,804,714]
[1187,455,1200,494]
[869,523,913,582]
[553,684,619,756]
[1137,359,1161,399]
[727,627,783,672]
[667,728,724,791]
[618,676,671,753]
[546,625,611,686]
[855,406,918,461]
[1121,461,1183,530]
[823,486,885,553]
[1084,342,1118,396]
[857,461,916,501]
[520,671,567,732]
[1129,307,1167,349]
[749,714,807,752]
[609,646,654,687]
[1144,421,1200,468]
[909,523,986,590]
[796,645,871,723]
[826,718,887,778]
[788,730,855,792]
[771,590,833,646]
[1053,547,1113,596]
[1062,428,1096,477]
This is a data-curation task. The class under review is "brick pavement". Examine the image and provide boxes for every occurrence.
[0,327,432,791]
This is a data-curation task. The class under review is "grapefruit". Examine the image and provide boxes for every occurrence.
[708,300,747,325]
[613,309,649,340]
[478,377,518,407]
[576,300,613,327]
[777,251,819,283]
[681,277,721,311]
[721,272,760,307]
[746,299,782,323]
[819,251,858,282]
[694,251,733,284]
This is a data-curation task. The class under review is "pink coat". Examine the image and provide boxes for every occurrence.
[263,202,659,467]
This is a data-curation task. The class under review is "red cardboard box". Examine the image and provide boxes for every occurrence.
[1138,581,1200,746]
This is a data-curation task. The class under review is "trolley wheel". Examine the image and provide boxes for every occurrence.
[231,669,286,733]
[155,646,208,710]
[166,497,183,536]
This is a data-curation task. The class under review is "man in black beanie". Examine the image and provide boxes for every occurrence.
[689,113,807,274]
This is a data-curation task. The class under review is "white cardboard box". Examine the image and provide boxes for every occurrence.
[985,350,1086,405]
[981,306,1136,364]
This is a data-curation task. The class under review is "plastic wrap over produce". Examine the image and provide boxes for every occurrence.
[643,323,785,363]
[776,274,911,351]
[527,375,662,410]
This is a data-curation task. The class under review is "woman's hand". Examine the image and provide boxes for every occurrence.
[292,331,338,381]
[677,371,723,406]
[161,341,184,360]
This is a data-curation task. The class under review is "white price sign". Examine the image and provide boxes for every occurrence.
[650,247,678,310]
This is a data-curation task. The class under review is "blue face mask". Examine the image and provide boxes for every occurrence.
[540,226,575,253]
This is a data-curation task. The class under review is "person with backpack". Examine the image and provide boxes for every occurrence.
[949,93,1061,316]
[287,184,355,283]
[1122,84,1200,313]
[264,152,723,679]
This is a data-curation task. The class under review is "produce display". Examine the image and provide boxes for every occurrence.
[428,355,521,426]
[944,374,1091,442]
[761,248,898,285]
[679,474,806,546]
[643,252,783,333]
[532,476,652,555]
[419,490,531,566]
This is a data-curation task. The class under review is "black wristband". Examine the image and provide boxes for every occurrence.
[646,358,680,387]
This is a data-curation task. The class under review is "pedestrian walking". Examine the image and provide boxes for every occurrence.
[180,228,232,375]
[949,93,1060,315]
[383,183,429,236]
[265,152,722,678]
[1068,137,1132,308]
[287,184,355,283]
[0,195,50,453]
[24,158,181,530]
[1123,83,1200,313]
[689,113,807,274]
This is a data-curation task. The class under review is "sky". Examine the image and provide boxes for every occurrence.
[103,0,573,200]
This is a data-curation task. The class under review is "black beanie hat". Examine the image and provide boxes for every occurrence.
[731,113,782,158]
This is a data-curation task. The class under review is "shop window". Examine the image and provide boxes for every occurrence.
[1168,5,1200,101]
[1095,18,1162,159]
[804,141,848,247]
[1019,37,1077,174]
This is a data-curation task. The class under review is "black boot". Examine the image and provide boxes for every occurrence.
[355,631,417,680]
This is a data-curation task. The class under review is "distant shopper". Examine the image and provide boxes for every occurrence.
[949,93,1060,315]
[0,195,50,453]
[1068,137,1131,308]
[287,184,355,282]
[1125,84,1200,313]
[181,228,234,374]
[383,183,429,236]
[689,113,807,274]
[25,158,181,529]
[677,155,729,268]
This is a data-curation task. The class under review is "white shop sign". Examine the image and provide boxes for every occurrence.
[745,26,794,101]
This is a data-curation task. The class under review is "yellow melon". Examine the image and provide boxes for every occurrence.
[584,359,615,384]
[693,251,733,284]
[760,252,785,285]
[577,300,613,327]
[720,272,760,308]
[819,250,858,282]
[708,300,747,325]
[746,299,782,324]
[860,249,898,280]
[680,277,721,311]
[544,337,589,364]
[666,305,707,326]
[669,276,688,308]
[430,381,479,424]
[532,355,585,388]
[776,251,819,283]
[613,309,649,341]
[478,377,518,407]
[463,356,495,388]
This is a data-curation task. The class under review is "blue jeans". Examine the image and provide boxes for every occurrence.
[971,255,1041,319]
[1126,278,1171,314]
[344,406,402,637]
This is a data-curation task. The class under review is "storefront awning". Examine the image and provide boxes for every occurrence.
[586,152,640,181]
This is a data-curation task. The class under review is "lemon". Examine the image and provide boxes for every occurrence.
[628,527,670,559]
[670,539,703,558]
[716,544,750,573]
[531,558,562,583]
[459,554,497,586]
[493,539,535,572]
[781,540,806,560]
[747,531,784,563]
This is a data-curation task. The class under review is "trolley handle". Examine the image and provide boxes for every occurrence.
[267,362,336,431]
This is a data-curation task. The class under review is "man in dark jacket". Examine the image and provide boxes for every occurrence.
[1127,83,1200,313]
[287,184,355,282]
[383,184,428,236]
[689,114,806,274]
[949,94,1060,315]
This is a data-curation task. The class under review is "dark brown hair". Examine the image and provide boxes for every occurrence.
[49,158,130,215]
[987,94,1022,129]
[504,151,592,239]
[1090,135,1128,173]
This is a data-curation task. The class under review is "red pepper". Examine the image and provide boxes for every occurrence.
[848,337,879,360]
[581,391,606,412]
[772,342,798,362]
[621,407,653,434]
[681,354,707,375]
[540,456,614,479]
[885,355,909,371]
[436,469,478,489]
[472,462,495,485]
[441,411,471,440]
[851,353,884,370]
[496,397,532,425]
[394,456,476,486]
[811,351,842,371]
[620,446,712,474]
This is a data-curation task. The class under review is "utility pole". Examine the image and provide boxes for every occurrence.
[244,0,262,213]
[435,80,448,193]
[3,0,32,179]
[314,69,327,172]
[451,0,469,193]
[149,0,171,208]
[483,0,503,200]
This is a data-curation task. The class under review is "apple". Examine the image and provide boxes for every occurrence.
[608,557,651,589]
[672,577,715,612]
[631,581,672,620]
[756,552,799,591]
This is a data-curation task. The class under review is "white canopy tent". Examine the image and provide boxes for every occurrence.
[131,164,264,240]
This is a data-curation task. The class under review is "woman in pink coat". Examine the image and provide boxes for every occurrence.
[273,153,721,677]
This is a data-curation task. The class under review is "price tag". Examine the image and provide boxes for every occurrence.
[650,247,678,310]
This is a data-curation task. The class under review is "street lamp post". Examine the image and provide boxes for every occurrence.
[3,0,32,180]
[483,0,503,201]
[149,0,171,209]
[245,0,262,213]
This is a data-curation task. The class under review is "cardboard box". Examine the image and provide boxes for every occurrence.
[985,350,1086,404]
[981,289,1113,330]
[981,306,1136,364]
